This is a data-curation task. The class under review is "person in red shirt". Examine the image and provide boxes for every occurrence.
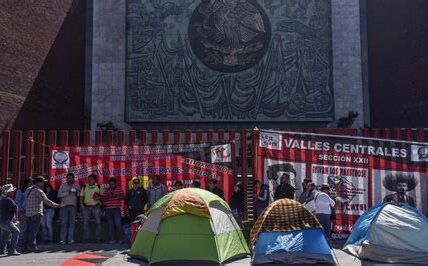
[102,178,124,244]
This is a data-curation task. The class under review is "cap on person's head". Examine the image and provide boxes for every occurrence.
[109,177,117,183]
[1,184,16,194]
[34,176,46,184]
[321,183,330,191]
[175,180,183,186]
[88,174,97,180]
[66,173,75,178]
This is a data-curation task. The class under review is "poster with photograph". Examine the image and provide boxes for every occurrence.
[372,170,427,215]
[256,129,428,239]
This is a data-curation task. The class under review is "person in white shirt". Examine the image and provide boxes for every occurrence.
[314,184,335,240]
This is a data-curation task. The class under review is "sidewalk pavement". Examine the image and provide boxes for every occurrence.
[0,242,403,265]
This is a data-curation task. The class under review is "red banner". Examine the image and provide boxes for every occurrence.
[49,143,234,201]
[256,130,428,239]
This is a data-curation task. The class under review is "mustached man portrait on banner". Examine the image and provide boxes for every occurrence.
[382,173,417,208]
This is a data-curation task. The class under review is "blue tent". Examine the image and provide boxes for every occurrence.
[254,229,335,265]
[344,203,428,264]
[251,199,336,265]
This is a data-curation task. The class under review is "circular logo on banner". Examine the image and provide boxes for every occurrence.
[53,151,69,166]
[189,0,271,73]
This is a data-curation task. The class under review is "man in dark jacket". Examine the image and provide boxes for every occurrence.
[0,184,21,256]
[230,182,244,225]
[207,179,224,199]
[274,173,295,200]
[125,178,148,221]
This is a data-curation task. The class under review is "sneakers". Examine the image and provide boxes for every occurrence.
[8,251,21,256]
[108,240,115,244]
[59,240,66,245]
[68,240,75,244]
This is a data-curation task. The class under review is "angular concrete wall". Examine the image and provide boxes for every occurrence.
[88,0,365,130]
[0,0,75,130]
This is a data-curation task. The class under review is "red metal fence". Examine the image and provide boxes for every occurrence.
[1,128,427,219]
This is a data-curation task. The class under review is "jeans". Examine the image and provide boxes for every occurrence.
[232,209,242,226]
[316,213,332,240]
[83,205,101,241]
[0,221,20,253]
[256,206,266,218]
[25,214,42,250]
[60,205,77,242]
[105,208,122,242]
[17,211,27,248]
[41,208,55,241]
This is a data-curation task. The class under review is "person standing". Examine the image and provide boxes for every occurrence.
[315,184,335,240]
[15,176,32,250]
[274,173,295,200]
[41,183,58,243]
[174,180,183,190]
[125,178,148,221]
[254,180,269,218]
[229,182,244,226]
[24,176,61,252]
[207,179,224,199]
[80,174,102,243]
[0,184,20,256]
[102,178,125,244]
[57,173,81,244]
[147,176,167,208]
[192,179,201,188]
[298,179,312,203]
[303,183,318,214]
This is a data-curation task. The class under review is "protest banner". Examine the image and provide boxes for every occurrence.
[255,130,428,238]
[49,143,234,200]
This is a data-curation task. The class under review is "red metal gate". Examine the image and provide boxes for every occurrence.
[1,128,427,220]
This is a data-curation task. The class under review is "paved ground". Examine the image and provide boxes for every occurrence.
[0,242,408,265]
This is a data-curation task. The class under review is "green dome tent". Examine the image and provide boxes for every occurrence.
[130,188,250,265]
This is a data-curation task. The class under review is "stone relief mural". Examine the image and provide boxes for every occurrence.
[126,0,333,122]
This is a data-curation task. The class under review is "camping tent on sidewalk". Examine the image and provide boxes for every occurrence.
[343,203,428,264]
[250,198,336,265]
[129,188,250,265]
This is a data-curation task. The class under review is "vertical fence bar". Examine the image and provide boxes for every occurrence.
[35,131,46,176]
[252,129,259,216]
[173,130,180,144]
[83,130,91,146]
[207,130,213,143]
[24,131,34,177]
[163,130,169,144]
[185,130,191,144]
[13,131,22,188]
[95,131,102,146]
[229,130,236,177]
[118,131,125,145]
[47,130,57,183]
[59,130,68,147]
[196,130,203,144]
[106,131,113,146]
[1,131,10,184]
[393,128,402,140]
[240,130,248,220]
[218,130,225,143]
[151,130,158,145]
[129,131,136,145]
[140,131,147,145]
[71,130,80,146]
